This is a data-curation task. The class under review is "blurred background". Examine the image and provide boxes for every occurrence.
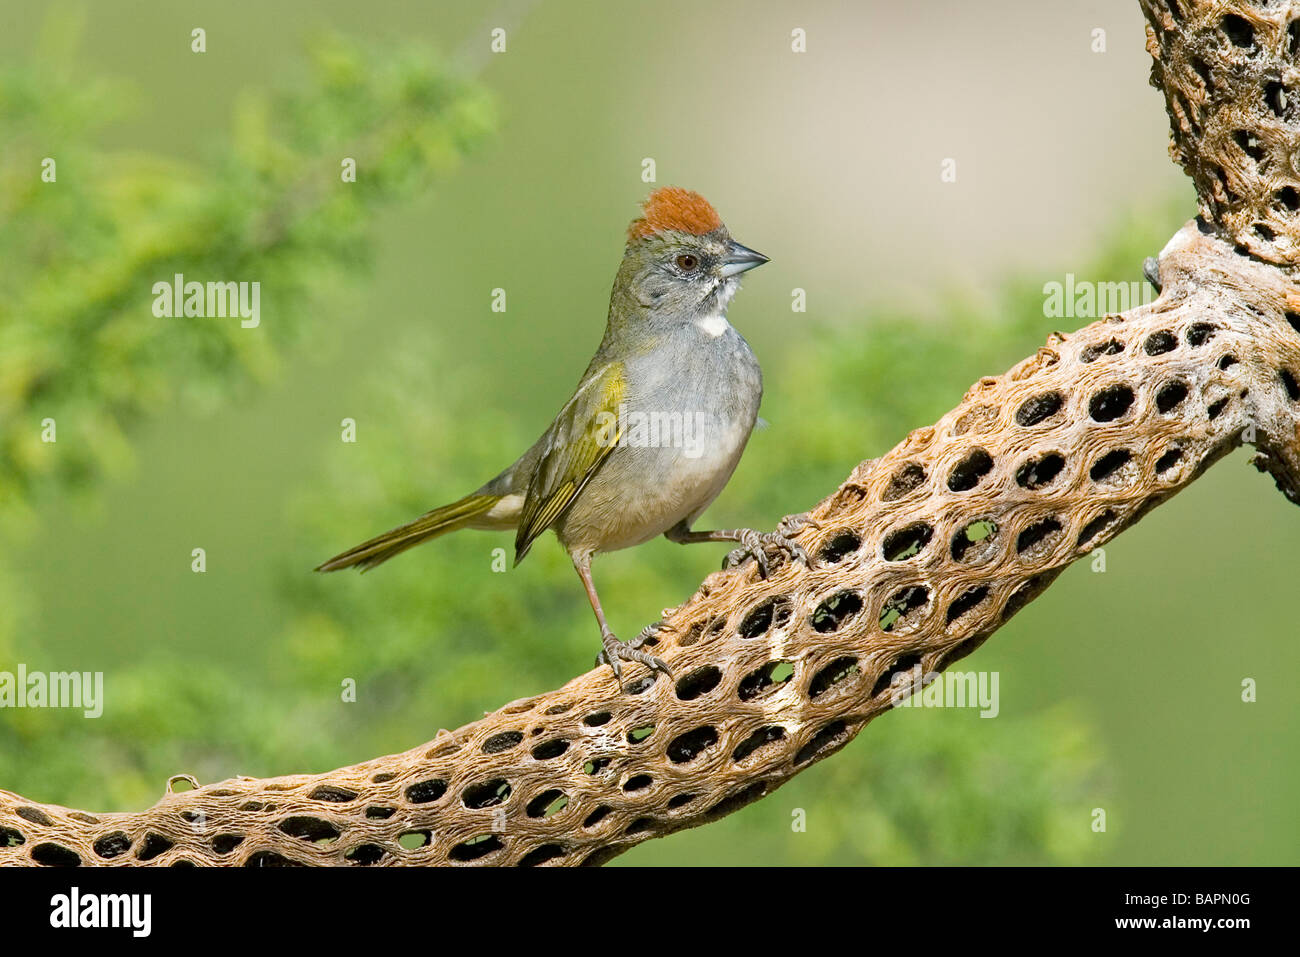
[0,0,1294,865]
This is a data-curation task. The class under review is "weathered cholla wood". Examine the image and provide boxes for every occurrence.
[1,0,1297,866]
[1143,0,1300,263]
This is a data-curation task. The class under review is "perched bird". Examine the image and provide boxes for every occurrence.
[317,186,809,680]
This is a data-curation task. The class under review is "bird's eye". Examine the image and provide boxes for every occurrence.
[675,253,699,272]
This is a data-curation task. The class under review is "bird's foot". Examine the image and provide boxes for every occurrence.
[776,511,820,539]
[594,621,662,664]
[596,627,672,683]
[723,513,817,578]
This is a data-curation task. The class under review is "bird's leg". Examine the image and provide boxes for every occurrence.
[665,513,817,579]
[572,554,671,682]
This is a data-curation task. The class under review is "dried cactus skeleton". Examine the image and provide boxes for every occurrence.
[2,0,1297,866]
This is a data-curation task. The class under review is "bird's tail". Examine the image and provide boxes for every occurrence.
[315,493,500,572]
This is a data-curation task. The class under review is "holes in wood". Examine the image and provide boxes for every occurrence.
[794,721,849,766]
[1281,369,1300,401]
[732,725,786,764]
[948,448,994,491]
[482,731,523,754]
[244,850,304,867]
[883,522,933,560]
[518,844,566,867]
[623,674,658,695]
[675,665,722,701]
[679,616,727,647]
[1016,517,1063,559]
[880,586,929,632]
[344,844,385,866]
[738,660,795,701]
[449,835,503,862]
[1221,13,1254,49]
[1264,80,1287,118]
[211,834,245,856]
[1233,129,1264,162]
[811,590,864,633]
[309,785,357,803]
[405,779,447,804]
[526,789,568,818]
[399,831,431,850]
[809,656,860,699]
[531,739,569,760]
[136,833,175,860]
[1081,339,1123,363]
[93,832,131,859]
[818,529,862,564]
[1156,447,1184,475]
[1078,509,1118,548]
[871,653,924,698]
[1144,330,1177,355]
[946,585,990,624]
[705,781,769,820]
[739,596,792,638]
[1016,392,1063,426]
[277,818,338,844]
[16,807,51,826]
[882,462,927,501]
[462,779,510,809]
[32,843,81,867]
[667,726,720,763]
[952,519,998,563]
[1089,384,1134,422]
[1090,448,1133,483]
[1016,452,1065,490]
[1157,380,1189,413]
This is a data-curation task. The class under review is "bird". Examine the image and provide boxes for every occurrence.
[316,186,811,681]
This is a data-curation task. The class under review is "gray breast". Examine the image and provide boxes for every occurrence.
[557,320,762,555]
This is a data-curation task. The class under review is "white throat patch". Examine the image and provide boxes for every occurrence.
[697,312,730,337]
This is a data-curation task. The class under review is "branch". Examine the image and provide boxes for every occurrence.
[2,0,1297,866]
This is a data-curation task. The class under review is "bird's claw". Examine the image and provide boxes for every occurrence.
[596,625,672,683]
[723,514,816,578]
[777,511,820,540]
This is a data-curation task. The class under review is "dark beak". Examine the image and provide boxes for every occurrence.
[721,241,769,278]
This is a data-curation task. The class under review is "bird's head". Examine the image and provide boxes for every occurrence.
[613,186,768,328]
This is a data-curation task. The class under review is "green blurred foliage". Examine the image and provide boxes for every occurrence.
[0,23,493,804]
[1,24,1196,865]
[0,22,493,533]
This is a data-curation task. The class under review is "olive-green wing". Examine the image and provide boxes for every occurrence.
[514,361,626,562]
